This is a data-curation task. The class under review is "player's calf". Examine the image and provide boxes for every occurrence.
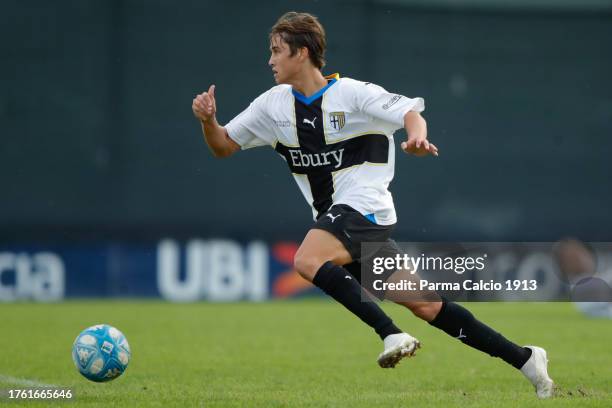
[293,253,323,282]
[427,300,532,369]
[397,300,442,322]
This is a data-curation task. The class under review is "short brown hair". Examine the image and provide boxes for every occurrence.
[270,12,327,70]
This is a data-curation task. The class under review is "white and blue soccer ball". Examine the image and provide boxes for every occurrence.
[72,324,131,382]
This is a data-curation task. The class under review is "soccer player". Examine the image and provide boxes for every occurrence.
[192,12,554,398]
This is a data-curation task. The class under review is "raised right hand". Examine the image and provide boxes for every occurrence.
[192,84,217,123]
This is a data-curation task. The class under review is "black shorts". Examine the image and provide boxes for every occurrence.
[312,204,402,291]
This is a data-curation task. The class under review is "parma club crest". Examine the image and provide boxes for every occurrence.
[329,112,346,130]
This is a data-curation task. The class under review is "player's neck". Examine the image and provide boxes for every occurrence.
[290,68,328,97]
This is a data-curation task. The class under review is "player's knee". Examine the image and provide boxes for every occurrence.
[293,252,323,282]
[406,301,442,322]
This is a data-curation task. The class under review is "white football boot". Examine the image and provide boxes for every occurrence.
[377,333,421,368]
[520,346,554,398]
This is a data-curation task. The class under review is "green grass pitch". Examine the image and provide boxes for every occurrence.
[1,301,611,407]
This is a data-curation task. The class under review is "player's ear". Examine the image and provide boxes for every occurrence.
[298,47,309,62]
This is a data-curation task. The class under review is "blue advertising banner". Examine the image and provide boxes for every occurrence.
[1,240,611,302]
[0,239,317,302]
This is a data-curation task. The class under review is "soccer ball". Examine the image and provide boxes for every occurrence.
[72,324,131,382]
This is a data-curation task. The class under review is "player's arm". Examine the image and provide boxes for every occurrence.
[355,80,438,157]
[400,111,438,157]
[192,85,240,158]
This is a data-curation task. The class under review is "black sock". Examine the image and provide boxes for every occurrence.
[313,261,402,340]
[429,300,532,369]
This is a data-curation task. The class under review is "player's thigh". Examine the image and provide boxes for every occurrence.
[294,228,352,281]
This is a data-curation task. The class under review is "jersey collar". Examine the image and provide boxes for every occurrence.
[292,73,340,105]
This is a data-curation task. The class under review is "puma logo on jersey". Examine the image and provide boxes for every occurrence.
[326,213,341,223]
[303,117,317,128]
[288,148,344,169]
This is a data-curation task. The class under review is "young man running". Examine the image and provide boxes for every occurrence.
[192,11,554,399]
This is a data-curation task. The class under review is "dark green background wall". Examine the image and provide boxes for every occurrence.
[1,0,611,242]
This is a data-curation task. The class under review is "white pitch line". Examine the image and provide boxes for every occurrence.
[0,374,59,388]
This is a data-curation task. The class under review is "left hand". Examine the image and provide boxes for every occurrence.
[401,137,439,157]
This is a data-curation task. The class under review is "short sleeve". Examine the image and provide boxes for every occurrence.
[354,82,425,130]
[225,93,275,150]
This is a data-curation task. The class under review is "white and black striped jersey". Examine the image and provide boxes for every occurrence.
[225,73,425,225]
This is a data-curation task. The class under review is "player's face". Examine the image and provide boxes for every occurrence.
[268,35,301,84]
